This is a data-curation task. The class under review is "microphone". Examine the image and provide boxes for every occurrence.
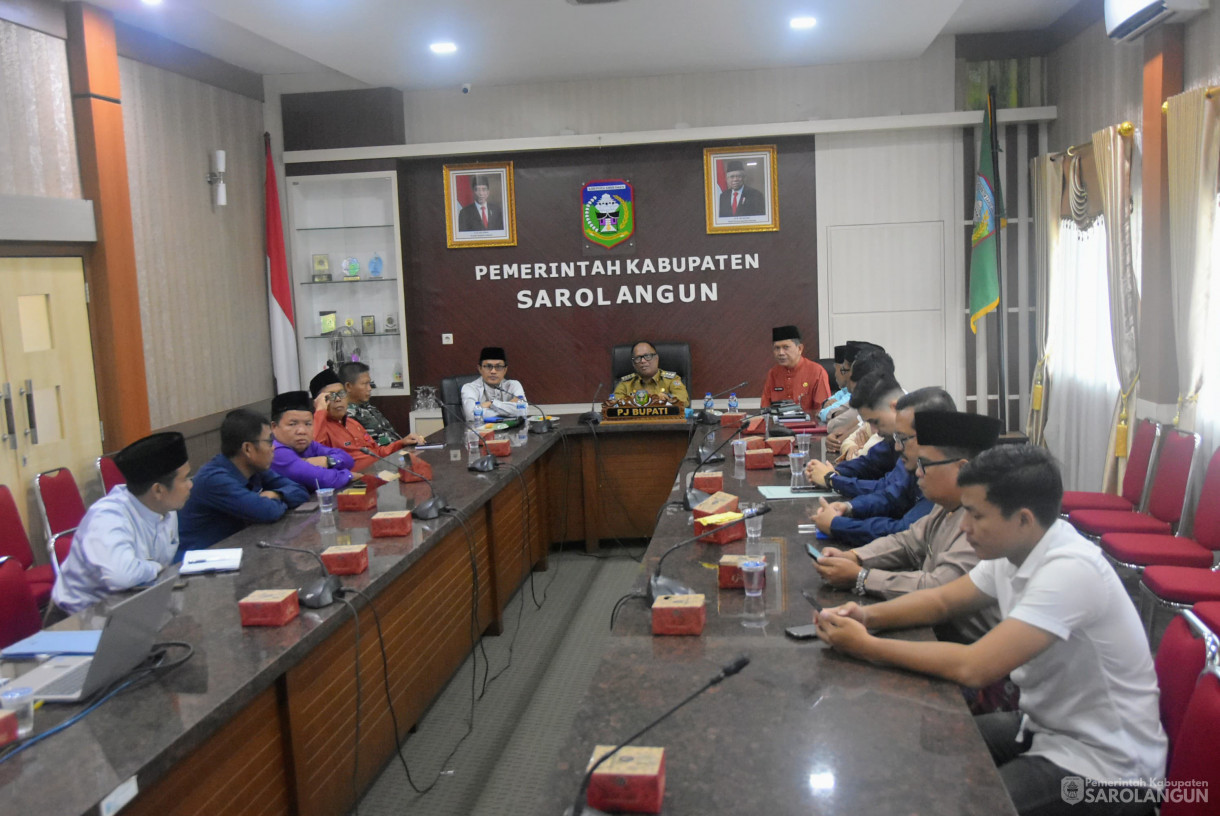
[694,380,748,426]
[525,401,555,434]
[578,382,605,425]
[359,447,447,519]
[437,402,498,472]
[568,655,751,816]
[650,505,771,600]
[257,540,341,608]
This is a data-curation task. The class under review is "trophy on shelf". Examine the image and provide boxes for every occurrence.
[341,256,360,282]
[368,253,384,278]
[414,385,438,408]
[391,365,404,389]
[312,254,332,283]
[384,316,399,334]
[361,315,376,335]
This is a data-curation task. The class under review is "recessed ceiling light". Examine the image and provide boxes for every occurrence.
[141,0,163,6]
[430,42,458,55]
[790,16,817,30]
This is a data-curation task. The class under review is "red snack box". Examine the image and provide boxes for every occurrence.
[337,486,377,512]
[694,515,746,545]
[766,437,794,456]
[744,416,767,435]
[0,710,17,748]
[360,472,386,491]
[586,745,667,814]
[651,594,706,635]
[484,438,512,457]
[718,554,766,589]
[321,543,369,575]
[238,589,300,627]
[370,510,413,538]
[692,491,738,520]
[719,412,746,427]
[477,427,496,440]
[691,471,723,493]
[745,448,775,469]
[399,453,433,483]
[743,435,767,450]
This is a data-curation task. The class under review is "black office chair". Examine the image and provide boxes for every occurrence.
[817,358,837,387]
[439,374,479,427]
[611,342,693,392]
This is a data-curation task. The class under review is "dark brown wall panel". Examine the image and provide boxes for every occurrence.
[398,137,818,404]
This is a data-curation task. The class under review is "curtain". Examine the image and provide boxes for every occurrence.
[1166,87,1220,431]
[1042,216,1119,491]
[1026,154,1063,446]
[1091,125,1141,494]
[1193,195,1220,508]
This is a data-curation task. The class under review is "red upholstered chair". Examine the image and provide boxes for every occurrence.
[1069,428,1200,540]
[0,557,42,649]
[0,485,55,607]
[34,467,87,575]
[96,455,125,493]
[1061,419,1161,515]
[1155,605,1220,764]
[1162,669,1220,815]
[1100,446,1220,573]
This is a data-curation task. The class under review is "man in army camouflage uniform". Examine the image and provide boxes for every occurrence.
[340,361,425,447]
[612,341,690,407]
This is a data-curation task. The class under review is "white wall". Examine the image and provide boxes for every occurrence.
[1046,19,1144,154]
[1185,1,1220,89]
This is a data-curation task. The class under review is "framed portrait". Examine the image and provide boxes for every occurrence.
[703,145,779,234]
[444,161,517,248]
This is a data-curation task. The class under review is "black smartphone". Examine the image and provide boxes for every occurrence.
[801,588,824,612]
[805,542,823,560]
[785,622,821,639]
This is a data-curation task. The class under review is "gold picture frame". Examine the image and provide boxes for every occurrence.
[703,145,779,234]
[444,161,518,248]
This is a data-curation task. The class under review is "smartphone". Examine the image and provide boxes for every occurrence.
[785,622,821,639]
[805,542,823,560]
[293,501,319,513]
[801,588,824,612]
[790,485,822,493]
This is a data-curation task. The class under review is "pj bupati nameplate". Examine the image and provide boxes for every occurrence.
[602,393,684,421]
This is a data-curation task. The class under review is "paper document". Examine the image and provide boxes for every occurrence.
[757,486,837,501]
[179,548,243,574]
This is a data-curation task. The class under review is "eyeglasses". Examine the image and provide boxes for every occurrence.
[916,456,958,472]
[324,392,346,402]
[253,436,274,448]
[893,431,915,447]
[631,353,657,363]
[480,363,507,371]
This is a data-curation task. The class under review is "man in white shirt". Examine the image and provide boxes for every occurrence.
[461,346,527,421]
[817,445,1165,816]
[51,432,193,615]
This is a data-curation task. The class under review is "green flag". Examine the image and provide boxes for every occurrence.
[969,90,1002,333]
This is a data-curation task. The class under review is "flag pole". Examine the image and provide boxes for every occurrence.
[988,88,1009,430]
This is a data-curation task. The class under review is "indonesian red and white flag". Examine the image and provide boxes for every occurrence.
[264,133,300,391]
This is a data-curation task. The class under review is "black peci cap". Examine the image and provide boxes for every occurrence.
[114,432,189,484]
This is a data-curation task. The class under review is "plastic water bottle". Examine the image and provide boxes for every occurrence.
[473,403,484,425]
[703,392,714,412]
[727,392,739,412]
[516,396,528,421]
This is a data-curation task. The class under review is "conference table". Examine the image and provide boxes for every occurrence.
[0,416,1015,816]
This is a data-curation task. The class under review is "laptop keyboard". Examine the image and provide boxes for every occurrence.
[39,661,89,696]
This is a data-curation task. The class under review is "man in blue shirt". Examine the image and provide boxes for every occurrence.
[269,390,355,491]
[817,344,853,423]
[178,409,309,551]
[51,432,192,615]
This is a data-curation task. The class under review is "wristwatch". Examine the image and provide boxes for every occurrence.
[853,567,870,596]
[326,455,338,469]
[822,471,835,490]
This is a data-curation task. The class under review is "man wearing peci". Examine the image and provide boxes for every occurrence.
[613,340,690,408]
[462,346,528,421]
[458,175,503,232]
[760,325,831,417]
[718,160,765,218]
[269,390,356,491]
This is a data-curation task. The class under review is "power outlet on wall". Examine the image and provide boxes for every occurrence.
[442,333,453,345]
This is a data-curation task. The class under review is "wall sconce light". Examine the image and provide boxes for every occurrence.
[206,149,227,207]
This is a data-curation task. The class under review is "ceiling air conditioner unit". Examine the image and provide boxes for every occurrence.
[1105,0,1209,41]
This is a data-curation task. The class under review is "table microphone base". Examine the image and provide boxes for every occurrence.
[682,487,710,511]
[468,454,497,472]
[650,574,696,600]
[413,495,446,519]
[301,574,341,608]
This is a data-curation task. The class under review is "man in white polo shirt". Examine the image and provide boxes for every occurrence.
[816,445,1165,816]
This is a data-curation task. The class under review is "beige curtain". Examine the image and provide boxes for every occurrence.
[1026,154,1063,446]
[1091,124,1140,493]
[1166,87,1220,431]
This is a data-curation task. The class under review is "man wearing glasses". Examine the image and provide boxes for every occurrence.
[813,410,1002,645]
[177,408,309,552]
[462,347,529,421]
[612,341,690,407]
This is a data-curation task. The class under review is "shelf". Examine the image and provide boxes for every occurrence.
[295,223,395,231]
[304,332,401,339]
[302,278,398,286]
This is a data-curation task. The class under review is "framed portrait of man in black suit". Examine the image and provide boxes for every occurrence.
[444,162,517,248]
[703,146,779,234]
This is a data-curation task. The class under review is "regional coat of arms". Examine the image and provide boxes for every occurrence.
[581,180,634,249]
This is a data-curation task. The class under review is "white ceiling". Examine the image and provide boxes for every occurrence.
[82,0,1088,90]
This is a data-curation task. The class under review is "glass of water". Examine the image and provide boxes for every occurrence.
[742,501,765,541]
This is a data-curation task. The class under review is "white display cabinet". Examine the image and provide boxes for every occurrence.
[286,171,410,396]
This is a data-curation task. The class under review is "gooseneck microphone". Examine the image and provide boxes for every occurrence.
[257,540,341,608]
[578,382,605,426]
[359,447,448,520]
[568,655,751,816]
[650,505,772,600]
[694,380,749,425]
[437,402,497,472]
[526,401,555,434]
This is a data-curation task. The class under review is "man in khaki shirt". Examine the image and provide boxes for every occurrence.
[612,340,690,407]
[815,410,1003,643]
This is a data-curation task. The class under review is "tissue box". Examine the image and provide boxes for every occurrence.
[693,491,743,544]
[321,543,369,574]
[720,412,746,427]
[743,435,767,450]
[745,449,775,469]
[399,453,433,483]
[337,486,377,511]
[744,416,767,435]
[0,710,16,748]
[691,471,723,493]
[651,594,706,635]
[370,510,413,538]
[238,589,300,627]
[718,554,766,589]
[766,437,794,456]
[360,472,386,491]
[586,745,667,814]
[484,438,512,457]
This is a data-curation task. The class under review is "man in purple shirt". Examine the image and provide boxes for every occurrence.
[269,390,355,491]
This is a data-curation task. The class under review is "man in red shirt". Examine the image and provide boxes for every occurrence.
[313,386,412,472]
[760,325,831,417]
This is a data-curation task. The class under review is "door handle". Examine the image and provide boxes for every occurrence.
[19,379,37,445]
[0,383,14,450]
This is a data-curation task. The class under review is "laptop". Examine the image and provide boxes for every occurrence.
[16,578,175,702]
